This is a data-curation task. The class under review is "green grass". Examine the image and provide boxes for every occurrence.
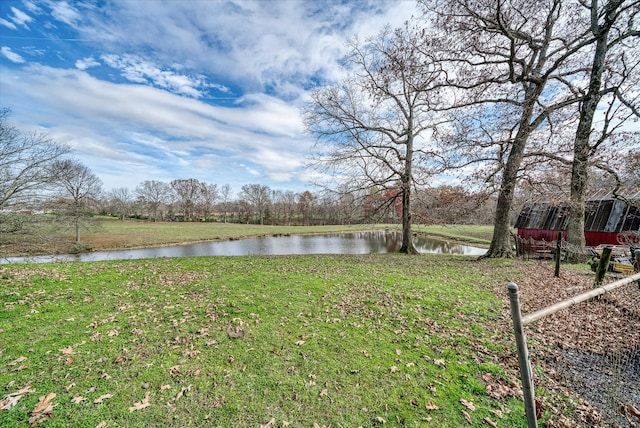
[0,254,531,427]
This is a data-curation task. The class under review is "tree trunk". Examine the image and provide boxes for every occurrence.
[399,134,418,255]
[399,183,418,254]
[483,81,543,258]
[566,0,616,263]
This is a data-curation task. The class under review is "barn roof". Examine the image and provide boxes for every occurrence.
[515,197,640,233]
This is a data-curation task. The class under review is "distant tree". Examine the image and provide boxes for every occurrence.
[171,178,201,221]
[0,108,69,210]
[218,184,232,223]
[298,191,315,226]
[238,184,271,225]
[304,25,445,253]
[109,187,134,220]
[135,180,173,221]
[51,159,103,244]
[198,182,218,221]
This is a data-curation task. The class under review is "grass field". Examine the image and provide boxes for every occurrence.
[0,254,538,427]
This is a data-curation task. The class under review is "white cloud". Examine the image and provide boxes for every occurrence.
[65,1,417,95]
[0,18,17,30]
[9,6,33,28]
[1,46,25,63]
[100,54,223,98]
[49,1,81,27]
[0,64,314,190]
[75,56,100,70]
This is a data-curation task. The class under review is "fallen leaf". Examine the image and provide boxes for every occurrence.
[434,359,446,368]
[71,395,86,404]
[375,416,386,423]
[390,366,398,373]
[175,385,191,400]
[295,340,306,346]
[129,391,150,412]
[425,401,439,411]
[460,398,476,411]
[462,410,472,424]
[160,384,172,391]
[395,349,402,355]
[0,395,22,410]
[9,356,27,365]
[94,394,113,404]
[260,418,276,428]
[64,383,76,393]
[319,389,328,398]
[28,392,56,426]
[95,422,107,428]
[483,417,498,427]
[59,346,74,355]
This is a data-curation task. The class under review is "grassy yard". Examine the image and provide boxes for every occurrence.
[0,254,534,427]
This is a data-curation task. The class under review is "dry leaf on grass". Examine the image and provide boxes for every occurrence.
[483,417,498,427]
[462,410,472,424]
[129,391,151,412]
[95,422,107,428]
[260,418,276,428]
[71,395,86,404]
[28,393,56,426]
[94,394,113,404]
[425,401,439,411]
[9,356,27,365]
[460,398,476,411]
[59,346,74,355]
[0,386,35,411]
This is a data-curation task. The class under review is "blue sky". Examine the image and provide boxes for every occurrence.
[0,0,419,194]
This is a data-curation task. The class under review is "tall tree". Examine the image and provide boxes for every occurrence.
[52,159,103,244]
[0,108,69,210]
[565,0,639,261]
[304,25,445,253]
[422,0,615,257]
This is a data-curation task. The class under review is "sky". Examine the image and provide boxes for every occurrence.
[0,0,420,195]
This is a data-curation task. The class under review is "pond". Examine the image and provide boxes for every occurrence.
[1,231,486,264]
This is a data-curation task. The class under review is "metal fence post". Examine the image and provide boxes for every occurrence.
[507,282,538,428]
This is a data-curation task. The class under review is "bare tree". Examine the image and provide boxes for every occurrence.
[0,108,69,210]
[304,25,445,253]
[136,180,173,221]
[238,184,271,225]
[218,184,232,223]
[51,159,103,244]
[565,0,639,261]
[198,182,218,221]
[422,0,620,257]
[171,178,201,221]
[109,187,134,220]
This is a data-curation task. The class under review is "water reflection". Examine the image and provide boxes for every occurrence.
[1,231,486,264]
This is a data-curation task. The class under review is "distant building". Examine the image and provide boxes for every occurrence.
[515,189,640,247]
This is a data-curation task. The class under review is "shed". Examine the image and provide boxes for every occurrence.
[515,190,640,247]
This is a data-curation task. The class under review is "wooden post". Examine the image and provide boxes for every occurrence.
[594,247,612,287]
[507,283,538,428]
[554,232,562,278]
